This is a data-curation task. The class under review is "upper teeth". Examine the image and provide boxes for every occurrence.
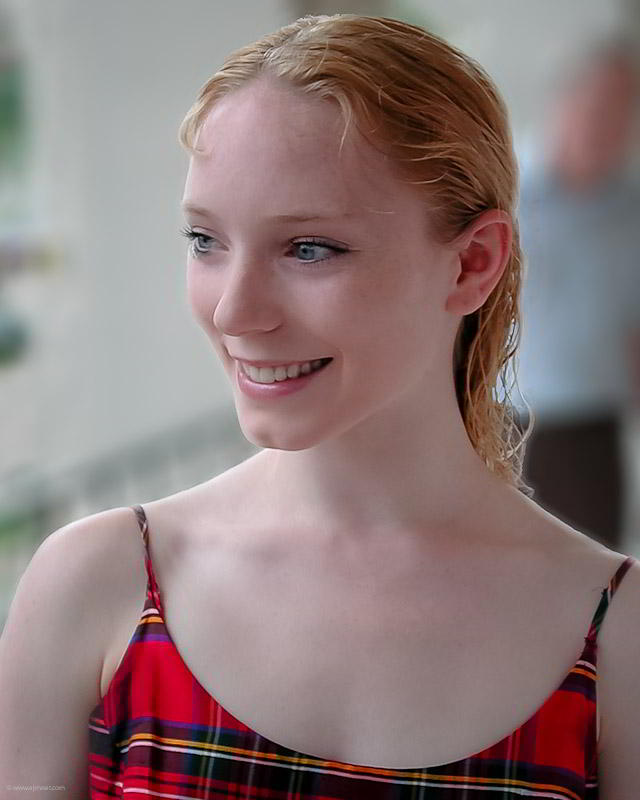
[240,359,327,383]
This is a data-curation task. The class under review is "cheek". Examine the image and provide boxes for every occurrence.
[355,265,446,370]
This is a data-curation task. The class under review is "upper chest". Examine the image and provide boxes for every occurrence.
[119,498,613,768]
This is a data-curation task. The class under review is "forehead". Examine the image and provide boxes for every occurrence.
[183,79,415,219]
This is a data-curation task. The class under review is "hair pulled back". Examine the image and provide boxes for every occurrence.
[178,13,534,495]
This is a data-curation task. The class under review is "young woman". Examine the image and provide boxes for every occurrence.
[1,13,638,798]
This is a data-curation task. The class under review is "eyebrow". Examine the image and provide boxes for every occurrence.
[181,202,360,223]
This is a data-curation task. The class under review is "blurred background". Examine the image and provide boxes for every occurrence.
[1,0,639,631]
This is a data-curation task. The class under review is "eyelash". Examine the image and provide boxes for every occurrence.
[179,226,348,266]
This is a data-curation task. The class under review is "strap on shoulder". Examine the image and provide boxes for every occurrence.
[130,504,164,616]
[585,555,636,645]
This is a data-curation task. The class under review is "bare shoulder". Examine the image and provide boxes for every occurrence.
[139,453,267,546]
[594,541,640,790]
[32,506,150,675]
[0,504,147,788]
[502,487,630,582]
[515,499,640,788]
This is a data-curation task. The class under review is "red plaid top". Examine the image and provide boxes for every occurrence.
[88,503,635,798]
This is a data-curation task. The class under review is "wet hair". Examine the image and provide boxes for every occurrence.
[178,13,534,495]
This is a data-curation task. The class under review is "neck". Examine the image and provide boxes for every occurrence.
[249,371,512,546]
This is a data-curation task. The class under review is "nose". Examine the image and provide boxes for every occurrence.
[211,259,282,337]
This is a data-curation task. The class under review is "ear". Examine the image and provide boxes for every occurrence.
[444,209,513,316]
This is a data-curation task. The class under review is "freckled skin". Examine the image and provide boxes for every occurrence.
[181,75,513,538]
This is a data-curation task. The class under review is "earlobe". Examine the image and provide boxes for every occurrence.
[445,210,512,316]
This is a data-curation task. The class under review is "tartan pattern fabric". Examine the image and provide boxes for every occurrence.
[88,503,636,799]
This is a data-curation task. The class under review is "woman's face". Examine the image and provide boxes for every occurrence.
[181,77,460,451]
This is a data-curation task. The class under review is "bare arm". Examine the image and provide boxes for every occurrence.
[597,556,640,796]
[0,507,140,796]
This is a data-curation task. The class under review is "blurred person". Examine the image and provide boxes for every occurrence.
[1,14,638,797]
[517,37,640,551]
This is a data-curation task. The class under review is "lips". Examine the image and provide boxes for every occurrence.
[236,355,332,397]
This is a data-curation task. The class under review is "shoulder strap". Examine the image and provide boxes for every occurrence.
[585,555,636,645]
[130,504,164,617]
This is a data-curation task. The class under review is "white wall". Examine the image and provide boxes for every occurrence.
[3,0,291,480]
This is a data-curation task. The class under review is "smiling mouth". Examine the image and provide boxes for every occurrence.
[239,357,333,383]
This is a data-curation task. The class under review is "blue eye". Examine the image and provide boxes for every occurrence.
[179,226,348,266]
[290,239,347,264]
[180,226,213,258]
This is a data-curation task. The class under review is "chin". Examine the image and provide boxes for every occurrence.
[237,415,338,452]
[239,425,320,452]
